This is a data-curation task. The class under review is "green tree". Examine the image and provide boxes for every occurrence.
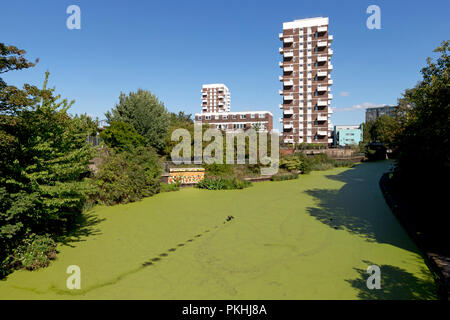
[101,121,146,152]
[369,115,400,147]
[394,40,449,176]
[105,89,169,152]
[1,44,95,276]
[391,40,449,240]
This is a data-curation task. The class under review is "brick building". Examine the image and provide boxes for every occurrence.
[279,17,334,145]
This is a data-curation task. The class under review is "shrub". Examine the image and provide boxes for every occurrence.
[4,234,57,271]
[100,121,146,152]
[160,183,180,192]
[280,155,302,171]
[94,146,161,205]
[204,163,234,176]
[196,177,251,190]
[271,173,299,181]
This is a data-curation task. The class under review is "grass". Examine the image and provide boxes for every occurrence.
[0,161,438,299]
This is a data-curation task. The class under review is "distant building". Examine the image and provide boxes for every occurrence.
[334,125,363,147]
[365,105,397,122]
[195,111,273,132]
[196,84,273,132]
[201,84,231,113]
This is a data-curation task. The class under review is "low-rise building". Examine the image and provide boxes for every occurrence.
[333,124,363,147]
[195,111,273,132]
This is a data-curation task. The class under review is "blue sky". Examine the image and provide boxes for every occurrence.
[1,0,449,129]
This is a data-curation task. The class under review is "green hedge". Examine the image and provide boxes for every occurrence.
[196,177,252,190]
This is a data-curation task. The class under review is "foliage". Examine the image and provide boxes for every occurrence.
[204,163,234,176]
[160,183,180,193]
[196,177,252,190]
[3,234,57,271]
[369,115,401,147]
[1,49,95,277]
[100,121,146,152]
[280,155,303,171]
[390,41,449,238]
[271,172,299,181]
[105,89,169,152]
[94,147,161,205]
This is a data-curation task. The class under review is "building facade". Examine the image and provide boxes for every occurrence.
[333,125,363,147]
[201,84,231,113]
[279,17,334,145]
[365,105,397,122]
[195,111,273,132]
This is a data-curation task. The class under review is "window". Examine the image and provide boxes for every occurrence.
[259,113,264,118]
[222,115,228,120]
[197,116,202,120]
[240,114,247,119]
[251,114,255,119]
[215,115,219,120]
[205,116,211,120]
[232,114,237,119]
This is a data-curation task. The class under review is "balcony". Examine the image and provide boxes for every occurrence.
[317,130,327,136]
[317,41,327,47]
[284,123,293,129]
[279,61,284,67]
[317,100,327,107]
[284,109,294,115]
[279,33,284,39]
[278,90,284,95]
[284,95,294,101]
[317,114,327,121]
[328,108,334,114]
[328,94,333,99]
[328,35,333,41]
[317,71,327,77]
[218,95,224,99]
[202,99,207,103]
[284,79,294,86]
[284,66,294,72]
[218,88,224,92]
[328,49,333,55]
[279,104,283,109]
[279,76,284,81]
[328,79,333,85]
[328,64,333,70]
[317,85,327,92]
[279,47,284,54]
[284,138,294,144]
[317,56,327,62]
[284,37,294,43]
[317,26,327,33]
[284,51,294,58]
[202,92,207,96]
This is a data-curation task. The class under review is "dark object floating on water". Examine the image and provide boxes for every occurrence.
[226,215,235,222]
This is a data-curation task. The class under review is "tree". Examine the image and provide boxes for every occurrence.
[101,121,146,152]
[390,40,449,240]
[1,44,95,276]
[105,89,169,153]
[369,115,400,147]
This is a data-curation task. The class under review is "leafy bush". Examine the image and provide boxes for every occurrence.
[100,121,146,152]
[204,163,234,176]
[196,177,251,190]
[271,173,299,181]
[4,234,57,271]
[94,146,161,205]
[280,155,303,171]
[160,183,180,192]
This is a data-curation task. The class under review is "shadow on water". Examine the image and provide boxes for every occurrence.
[346,260,437,300]
[304,162,419,253]
[55,211,105,247]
